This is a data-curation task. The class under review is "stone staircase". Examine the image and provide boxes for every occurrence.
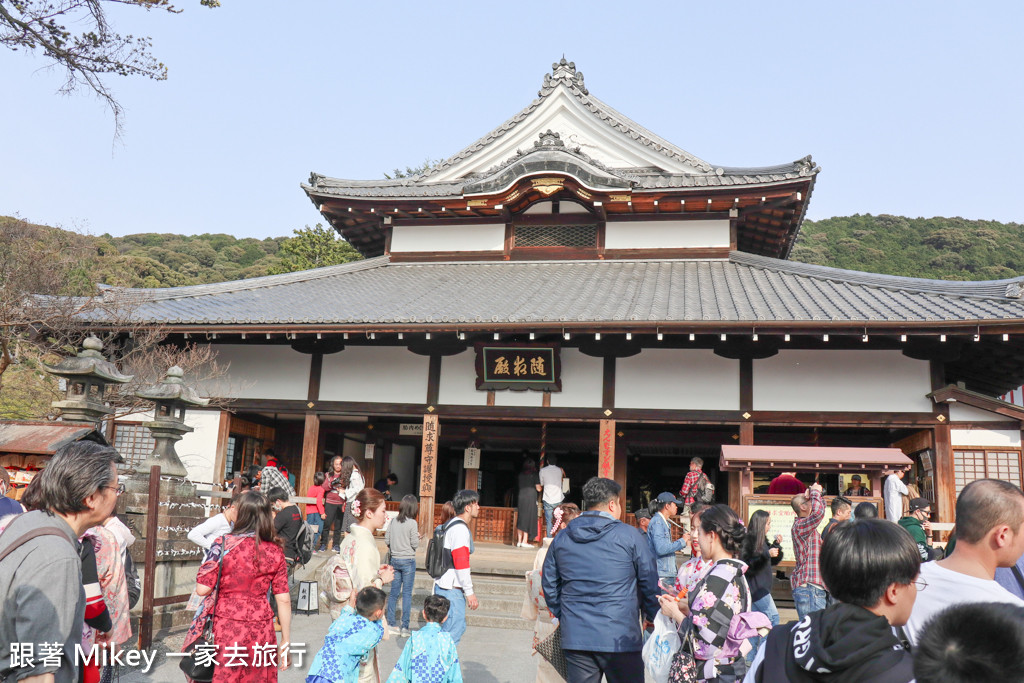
[386,573,533,631]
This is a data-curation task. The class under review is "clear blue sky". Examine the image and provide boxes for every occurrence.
[3,1,1022,239]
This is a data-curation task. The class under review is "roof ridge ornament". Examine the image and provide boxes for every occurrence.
[535,129,566,149]
[1006,281,1024,299]
[540,57,588,96]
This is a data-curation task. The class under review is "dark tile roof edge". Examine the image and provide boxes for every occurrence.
[731,251,1024,300]
[107,256,391,301]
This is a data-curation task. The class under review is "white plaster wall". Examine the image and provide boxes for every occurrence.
[494,388,545,407]
[951,429,1022,448]
[202,344,309,401]
[615,349,739,410]
[391,224,505,253]
[320,347,429,404]
[439,351,488,406]
[116,409,222,484]
[949,403,1012,422]
[753,350,932,412]
[550,348,603,408]
[604,219,730,250]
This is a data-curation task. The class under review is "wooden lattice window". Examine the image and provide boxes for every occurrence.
[513,224,598,248]
[953,448,1022,494]
[112,422,155,467]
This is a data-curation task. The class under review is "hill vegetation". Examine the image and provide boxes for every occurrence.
[3,213,1024,289]
[792,214,1024,281]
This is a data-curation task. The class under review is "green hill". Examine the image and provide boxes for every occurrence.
[791,214,1024,281]
[5,213,1024,288]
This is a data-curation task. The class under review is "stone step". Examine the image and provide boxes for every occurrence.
[410,575,528,597]
[384,589,524,616]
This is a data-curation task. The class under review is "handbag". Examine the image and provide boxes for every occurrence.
[179,540,225,682]
[666,629,698,683]
[535,624,569,681]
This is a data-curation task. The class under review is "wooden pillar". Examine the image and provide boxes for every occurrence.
[731,422,754,514]
[212,410,232,486]
[418,414,440,538]
[299,413,320,514]
[298,352,323,509]
[613,431,627,520]
[598,419,616,514]
[933,424,955,524]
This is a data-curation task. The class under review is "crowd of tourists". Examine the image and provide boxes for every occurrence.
[4,443,1024,683]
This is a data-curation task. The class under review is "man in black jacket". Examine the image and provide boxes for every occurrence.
[745,518,920,683]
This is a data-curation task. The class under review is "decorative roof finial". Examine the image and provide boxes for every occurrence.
[534,130,566,149]
[540,57,587,96]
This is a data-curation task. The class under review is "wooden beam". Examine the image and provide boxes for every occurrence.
[212,410,232,484]
[933,424,955,524]
[299,413,320,516]
[602,357,616,409]
[426,354,442,406]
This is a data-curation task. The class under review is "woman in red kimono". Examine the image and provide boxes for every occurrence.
[187,490,291,682]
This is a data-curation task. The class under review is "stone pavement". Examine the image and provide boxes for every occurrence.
[120,614,542,682]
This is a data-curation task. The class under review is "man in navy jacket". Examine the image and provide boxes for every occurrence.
[542,477,660,683]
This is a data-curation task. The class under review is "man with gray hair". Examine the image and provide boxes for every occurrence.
[0,441,122,683]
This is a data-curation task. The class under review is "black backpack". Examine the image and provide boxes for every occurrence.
[295,520,315,566]
[696,473,716,504]
[425,518,467,579]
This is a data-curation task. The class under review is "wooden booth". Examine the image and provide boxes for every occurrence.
[720,444,911,566]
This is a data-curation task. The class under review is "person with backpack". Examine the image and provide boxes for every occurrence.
[268,486,304,612]
[430,489,480,645]
[678,457,713,538]
[0,441,121,683]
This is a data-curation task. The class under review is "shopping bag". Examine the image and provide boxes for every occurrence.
[642,612,681,683]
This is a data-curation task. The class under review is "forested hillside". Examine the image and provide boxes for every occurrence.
[792,214,1024,280]
[4,214,1024,288]
[0,218,362,288]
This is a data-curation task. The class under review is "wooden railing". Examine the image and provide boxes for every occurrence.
[383,501,518,544]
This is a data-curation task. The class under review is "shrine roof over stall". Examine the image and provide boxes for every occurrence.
[303,59,819,260]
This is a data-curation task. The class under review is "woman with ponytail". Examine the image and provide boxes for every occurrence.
[658,504,755,682]
[522,502,580,682]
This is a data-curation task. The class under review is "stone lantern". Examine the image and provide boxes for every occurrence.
[135,366,209,478]
[44,336,133,428]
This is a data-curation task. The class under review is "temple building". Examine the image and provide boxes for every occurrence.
[97,59,1024,539]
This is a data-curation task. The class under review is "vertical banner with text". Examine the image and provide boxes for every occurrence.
[419,414,440,498]
[598,419,615,479]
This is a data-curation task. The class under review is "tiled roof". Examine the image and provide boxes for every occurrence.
[302,59,819,201]
[107,254,1024,327]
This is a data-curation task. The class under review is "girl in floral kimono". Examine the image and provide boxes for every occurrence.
[659,504,753,683]
[521,502,580,683]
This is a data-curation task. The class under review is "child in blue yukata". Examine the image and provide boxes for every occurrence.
[307,586,388,683]
[387,594,463,683]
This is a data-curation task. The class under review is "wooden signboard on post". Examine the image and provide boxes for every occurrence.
[418,414,440,538]
[419,414,439,498]
[598,419,615,479]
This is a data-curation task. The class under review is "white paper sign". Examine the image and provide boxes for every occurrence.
[364,443,375,460]
[464,447,481,469]
[400,423,423,436]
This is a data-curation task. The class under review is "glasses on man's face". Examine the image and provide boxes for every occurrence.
[105,483,126,496]
[912,576,928,591]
